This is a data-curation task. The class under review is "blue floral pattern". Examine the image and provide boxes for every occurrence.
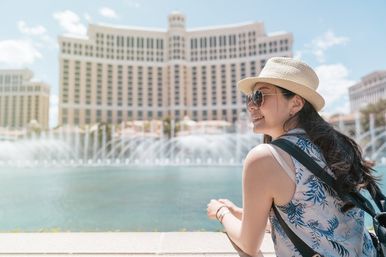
[269,128,376,257]
[303,175,328,208]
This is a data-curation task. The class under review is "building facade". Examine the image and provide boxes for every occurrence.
[0,69,50,129]
[349,70,386,112]
[58,12,293,127]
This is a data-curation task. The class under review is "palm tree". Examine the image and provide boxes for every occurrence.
[360,99,386,131]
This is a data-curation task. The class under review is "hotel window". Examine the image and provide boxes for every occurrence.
[232,109,237,123]
[269,41,278,53]
[137,38,144,48]
[250,61,256,76]
[138,66,143,107]
[174,65,180,105]
[107,110,112,123]
[219,35,227,47]
[209,36,217,48]
[96,110,102,124]
[221,64,227,105]
[127,66,133,106]
[200,38,207,48]
[147,67,153,107]
[202,66,207,106]
[259,43,267,55]
[211,65,217,105]
[127,37,135,48]
[192,67,198,106]
[117,110,122,123]
[203,110,207,119]
[157,67,162,106]
[34,96,39,121]
[260,59,266,69]
[231,64,237,105]
[147,38,154,49]
[97,64,103,105]
[62,108,68,117]
[107,65,113,106]
[241,63,246,78]
[229,35,236,46]
[74,61,81,104]
[117,65,123,106]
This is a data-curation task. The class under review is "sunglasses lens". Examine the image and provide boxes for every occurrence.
[252,90,263,106]
[246,90,263,108]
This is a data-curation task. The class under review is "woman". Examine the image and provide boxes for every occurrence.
[207,57,378,256]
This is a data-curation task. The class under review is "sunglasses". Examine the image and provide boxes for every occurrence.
[246,89,290,108]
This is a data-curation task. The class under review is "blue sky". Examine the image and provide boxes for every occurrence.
[0,0,385,127]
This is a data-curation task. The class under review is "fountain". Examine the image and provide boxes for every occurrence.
[0,117,262,167]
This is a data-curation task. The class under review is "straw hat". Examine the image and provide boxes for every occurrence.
[237,57,325,111]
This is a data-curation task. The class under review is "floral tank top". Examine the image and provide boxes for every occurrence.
[269,128,376,257]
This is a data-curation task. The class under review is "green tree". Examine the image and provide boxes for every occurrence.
[162,116,180,138]
[163,116,172,138]
[360,99,386,131]
[144,121,151,132]
[90,122,112,150]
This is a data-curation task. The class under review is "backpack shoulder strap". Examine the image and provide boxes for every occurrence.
[271,138,379,217]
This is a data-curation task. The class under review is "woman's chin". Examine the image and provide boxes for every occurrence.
[252,126,264,134]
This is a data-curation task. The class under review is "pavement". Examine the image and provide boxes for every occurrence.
[0,232,276,256]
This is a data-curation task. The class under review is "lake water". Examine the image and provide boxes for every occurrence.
[0,165,384,232]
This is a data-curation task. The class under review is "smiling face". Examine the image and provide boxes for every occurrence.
[246,83,304,139]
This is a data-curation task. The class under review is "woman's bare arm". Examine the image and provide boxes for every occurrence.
[221,145,276,256]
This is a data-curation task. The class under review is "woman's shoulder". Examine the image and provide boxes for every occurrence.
[243,144,277,174]
[246,143,273,161]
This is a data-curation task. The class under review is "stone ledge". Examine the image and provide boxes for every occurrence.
[0,232,275,256]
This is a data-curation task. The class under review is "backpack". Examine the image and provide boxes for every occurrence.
[271,138,386,257]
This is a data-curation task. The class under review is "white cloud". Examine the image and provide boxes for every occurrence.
[294,51,303,60]
[18,21,46,36]
[49,94,59,128]
[84,13,92,23]
[17,20,57,50]
[99,7,119,19]
[0,39,42,66]
[308,30,349,63]
[53,10,86,36]
[123,0,141,8]
[40,35,58,48]
[315,63,356,114]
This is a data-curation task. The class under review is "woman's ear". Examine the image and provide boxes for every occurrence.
[291,95,305,114]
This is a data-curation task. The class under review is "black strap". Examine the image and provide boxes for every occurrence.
[271,138,383,217]
[272,205,320,257]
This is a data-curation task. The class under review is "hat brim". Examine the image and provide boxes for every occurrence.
[237,77,325,111]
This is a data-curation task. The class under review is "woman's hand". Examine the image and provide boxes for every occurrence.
[218,198,243,220]
[207,199,225,220]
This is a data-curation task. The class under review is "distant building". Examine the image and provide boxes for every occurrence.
[0,69,50,129]
[349,70,386,112]
[327,113,357,138]
[58,11,293,127]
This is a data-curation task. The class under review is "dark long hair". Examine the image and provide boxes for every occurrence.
[264,86,380,211]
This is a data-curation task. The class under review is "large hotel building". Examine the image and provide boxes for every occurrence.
[58,12,293,127]
[0,69,50,129]
[349,70,386,112]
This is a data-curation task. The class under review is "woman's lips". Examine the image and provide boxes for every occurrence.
[252,116,264,122]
